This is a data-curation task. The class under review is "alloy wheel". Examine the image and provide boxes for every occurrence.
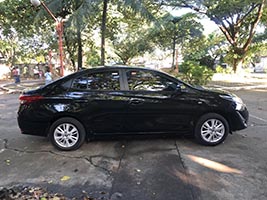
[200,119,225,143]
[54,123,79,148]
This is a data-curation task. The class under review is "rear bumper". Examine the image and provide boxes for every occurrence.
[17,117,49,137]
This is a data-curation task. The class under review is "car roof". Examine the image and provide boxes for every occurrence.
[81,65,165,74]
[44,65,192,91]
[83,65,148,70]
[56,65,158,83]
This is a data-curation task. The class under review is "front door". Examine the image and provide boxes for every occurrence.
[122,69,201,134]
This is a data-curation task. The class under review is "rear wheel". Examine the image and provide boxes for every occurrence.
[194,113,229,146]
[49,117,86,151]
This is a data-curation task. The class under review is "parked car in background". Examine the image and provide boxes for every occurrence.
[17,66,249,150]
[253,62,266,73]
[251,56,267,73]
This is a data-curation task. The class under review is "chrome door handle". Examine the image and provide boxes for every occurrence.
[129,98,144,105]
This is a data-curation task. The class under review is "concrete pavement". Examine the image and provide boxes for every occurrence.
[208,73,267,90]
[0,92,199,199]
[0,79,44,94]
[0,89,267,200]
[0,72,267,199]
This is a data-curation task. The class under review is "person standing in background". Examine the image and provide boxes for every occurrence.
[12,66,20,83]
[16,66,20,83]
[33,66,39,79]
[44,68,52,85]
[39,69,43,79]
[23,65,28,78]
[12,67,18,83]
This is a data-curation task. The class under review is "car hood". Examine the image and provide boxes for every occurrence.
[195,85,234,97]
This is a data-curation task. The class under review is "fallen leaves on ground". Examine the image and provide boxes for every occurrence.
[60,176,71,182]
[0,186,99,200]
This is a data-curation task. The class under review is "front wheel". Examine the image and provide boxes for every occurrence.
[49,117,86,151]
[194,113,229,146]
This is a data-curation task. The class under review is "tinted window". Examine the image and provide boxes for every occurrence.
[46,79,73,95]
[72,70,120,91]
[126,70,176,91]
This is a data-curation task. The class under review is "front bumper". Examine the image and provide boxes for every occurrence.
[229,107,249,131]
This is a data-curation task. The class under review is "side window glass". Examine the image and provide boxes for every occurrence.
[126,70,176,91]
[47,79,72,95]
[72,76,88,90]
[72,71,120,91]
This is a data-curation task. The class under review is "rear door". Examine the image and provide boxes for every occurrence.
[66,69,128,134]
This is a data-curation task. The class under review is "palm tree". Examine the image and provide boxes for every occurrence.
[152,13,203,70]
[34,0,98,71]
[33,0,155,69]
[100,0,155,65]
[100,0,108,65]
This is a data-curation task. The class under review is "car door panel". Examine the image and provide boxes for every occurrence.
[121,69,204,134]
[65,69,128,134]
[122,90,203,133]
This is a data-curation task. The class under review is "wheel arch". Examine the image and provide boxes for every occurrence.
[47,113,91,138]
[193,110,232,132]
[194,112,230,146]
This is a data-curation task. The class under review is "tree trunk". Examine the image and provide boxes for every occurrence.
[77,21,83,71]
[101,0,108,66]
[11,47,16,68]
[10,47,16,79]
[233,57,246,73]
[171,36,176,70]
[233,59,238,73]
[63,32,76,70]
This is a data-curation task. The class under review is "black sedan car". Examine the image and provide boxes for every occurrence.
[17,66,249,150]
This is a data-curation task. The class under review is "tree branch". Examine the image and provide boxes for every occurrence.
[243,0,265,51]
[236,3,259,27]
[160,0,207,15]
[218,21,236,46]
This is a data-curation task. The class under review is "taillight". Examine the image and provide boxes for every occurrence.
[19,95,44,104]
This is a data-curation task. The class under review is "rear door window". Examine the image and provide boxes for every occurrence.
[72,70,121,91]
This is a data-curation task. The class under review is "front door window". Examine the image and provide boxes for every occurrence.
[123,69,185,132]
[126,70,177,92]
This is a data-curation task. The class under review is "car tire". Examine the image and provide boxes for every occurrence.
[49,117,86,151]
[194,113,229,146]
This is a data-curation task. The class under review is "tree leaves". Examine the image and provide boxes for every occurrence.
[163,0,266,71]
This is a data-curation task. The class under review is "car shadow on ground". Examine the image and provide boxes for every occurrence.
[90,133,195,144]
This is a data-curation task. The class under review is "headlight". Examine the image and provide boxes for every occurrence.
[220,94,244,110]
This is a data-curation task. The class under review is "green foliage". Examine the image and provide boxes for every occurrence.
[215,65,233,74]
[0,0,36,37]
[149,12,203,50]
[1,0,266,76]
[108,5,155,64]
[0,0,44,66]
[113,36,153,65]
[177,61,214,86]
[165,0,266,72]
[148,12,204,68]
[34,0,100,70]
[182,32,228,70]
[242,42,267,69]
[85,48,101,67]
